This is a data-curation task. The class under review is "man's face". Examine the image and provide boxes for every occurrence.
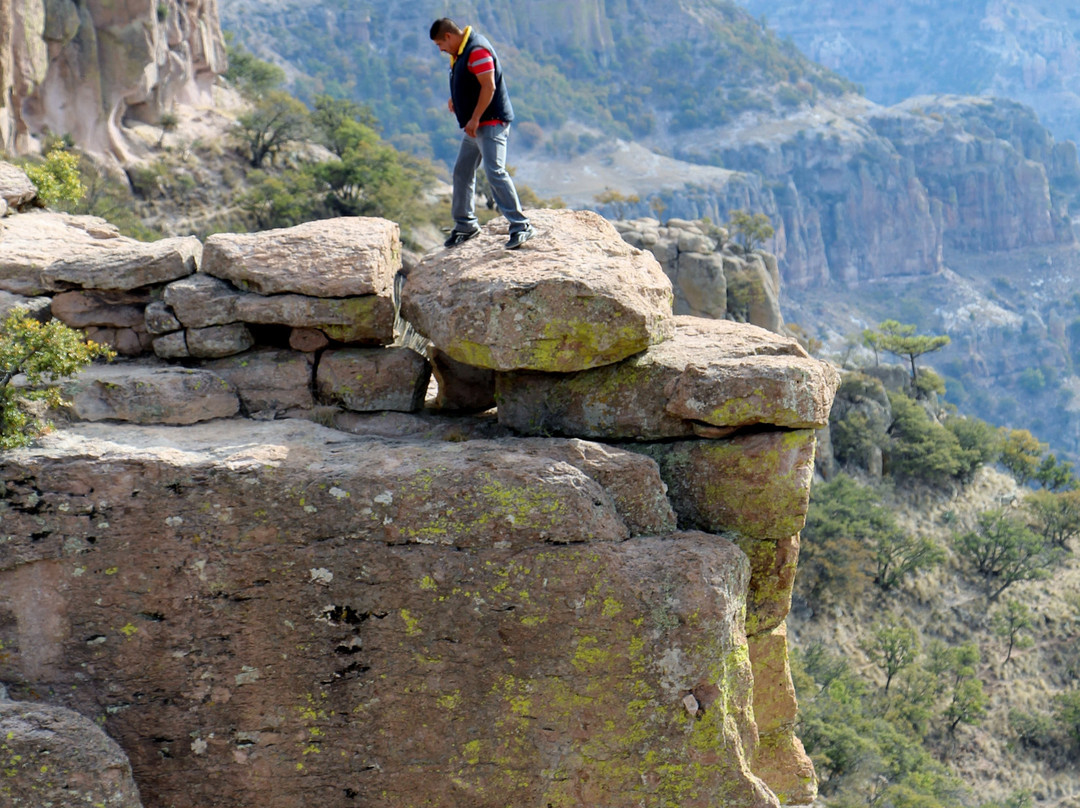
[434,33,456,56]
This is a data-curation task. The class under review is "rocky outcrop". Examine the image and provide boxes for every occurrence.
[612,217,785,334]
[0,0,227,160]
[0,197,840,807]
[0,193,402,380]
[703,95,1078,288]
[0,695,144,807]
[736,0,1080,149]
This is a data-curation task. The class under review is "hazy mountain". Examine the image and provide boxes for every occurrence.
[735,0,1080,147]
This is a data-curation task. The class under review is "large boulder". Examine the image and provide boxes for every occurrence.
[0,698,144,808]
[0,211,198,295]
[635,430,818,541]
[201,217,400,298]
[316,347,432,413]
[0,0,226,162]
[0,421,775,808]
[497,317,840,439]
[0,162,37,210]
[203,349,315,414]
[400,209,675,372]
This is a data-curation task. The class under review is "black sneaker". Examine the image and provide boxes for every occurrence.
[443,228,480,248]
[505,225,535,250]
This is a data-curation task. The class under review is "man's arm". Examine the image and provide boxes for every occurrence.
[465,71,496,137]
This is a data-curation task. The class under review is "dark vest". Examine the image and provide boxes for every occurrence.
[449,30,514,129]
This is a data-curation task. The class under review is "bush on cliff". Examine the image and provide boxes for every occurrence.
[0,312,114,449]
[798,475,943,602]
[23,148,85,207]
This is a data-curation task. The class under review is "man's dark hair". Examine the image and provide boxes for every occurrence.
[429,18,462,40]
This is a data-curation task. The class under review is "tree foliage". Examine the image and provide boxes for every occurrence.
[863,618,921,693]
[886,393,967,485]
[311,95,380,157]
[866,320,950,382]
[234,90,312,168]
[991,599,1034,664]
[224,32,286,98]
[1,312,114,449]
[793,644,972,806]
[799,476,942,601]
[726,208,774,251]
[24,148,86,207]
[1024,488,1080,549]
[999,429,1046,485]
[953,509,1063,601]
[595,189,640,220]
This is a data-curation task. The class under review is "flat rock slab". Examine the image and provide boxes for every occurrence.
[316,347,431,413]
[63,363,239,424]
[164,274,394,344]
[0,289,50,321]
[0,700,144,808]
[0,211,198,295]
[400,209,675,372]
[51,289,149,328]
[201,217,400,298]
[497,316,840,439]
[2,421,668,554]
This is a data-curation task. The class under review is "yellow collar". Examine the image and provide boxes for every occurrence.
[451,26,472,66]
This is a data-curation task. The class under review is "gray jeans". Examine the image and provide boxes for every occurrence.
[451,122,530,234]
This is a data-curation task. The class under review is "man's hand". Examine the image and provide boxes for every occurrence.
[448,98,455,113]
[465,118,480,137]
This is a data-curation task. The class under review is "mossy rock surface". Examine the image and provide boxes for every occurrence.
[401,209,675,373]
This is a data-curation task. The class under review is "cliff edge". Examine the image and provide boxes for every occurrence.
[0,187,839,807]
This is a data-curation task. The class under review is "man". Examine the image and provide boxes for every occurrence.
[430,18,535,250]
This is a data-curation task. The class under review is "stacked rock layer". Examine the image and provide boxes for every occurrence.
[0,188,839,807]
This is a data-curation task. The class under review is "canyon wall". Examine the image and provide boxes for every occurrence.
[0,0,226,160]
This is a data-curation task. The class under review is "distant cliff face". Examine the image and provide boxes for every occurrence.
[706,95,1078,287]
[735,0,1080,148]
[0,0,227,160]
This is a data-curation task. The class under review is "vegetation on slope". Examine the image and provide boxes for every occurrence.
[801,323,1080,806]
[219,0,859,164]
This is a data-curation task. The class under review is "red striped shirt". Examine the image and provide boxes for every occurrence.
[466,47,502,126]
[467,47,495,76]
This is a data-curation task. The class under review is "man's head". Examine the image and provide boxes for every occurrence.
[430,18,464,56]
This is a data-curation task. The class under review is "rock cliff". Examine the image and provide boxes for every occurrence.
[0,172,839,807]
[0,0,227,160]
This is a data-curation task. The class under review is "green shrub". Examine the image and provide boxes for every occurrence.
[24,148,85,207]
[798,476,939,600]
[1054,690,1080,748]
[1009,708,1055,751]
[945,415,1000,482]
[954,509,1063,602]
[1,312,114,448]
[886,393,966,485]
[725,208,774,251]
